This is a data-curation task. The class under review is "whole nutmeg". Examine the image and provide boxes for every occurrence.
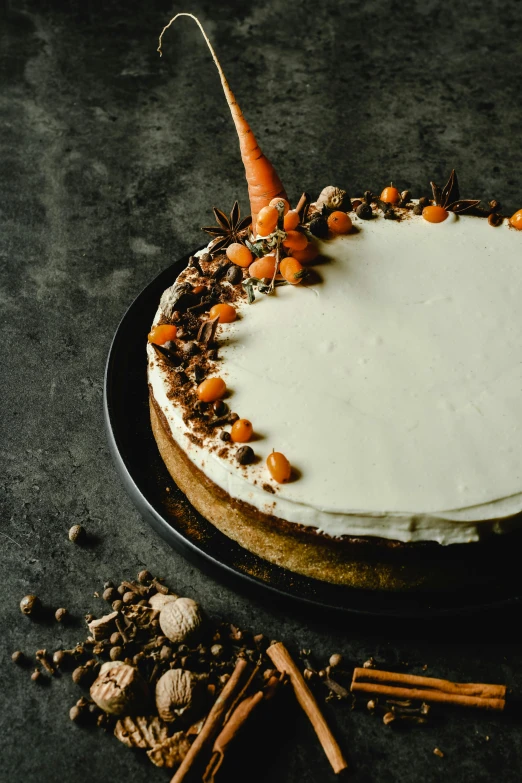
[314,185,347,211]
[159,597,203,645]
[90,663,149,716]
[149,592,178,612]
[155,669,205,723]
[20,594,40,616]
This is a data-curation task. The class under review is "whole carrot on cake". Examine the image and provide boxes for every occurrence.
[158,13,288,231]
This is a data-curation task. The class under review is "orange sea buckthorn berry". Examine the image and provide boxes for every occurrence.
[192,284,206,295]
[510,209,522,230]
[197,377,226,403]
[147,324,177,345]
[291,241,319,264]
[249,255,277,280]
[209,303,236,324]
[380,185,401,204]
[269,197,290,215]
[283,209,300,231]
[226,243,253,268]
[327,211,352,234]
[267,451,292,483]
[256,205,279,236]
[280,257,304,285]
[231,418,253,443]
[422,205,449,224]
[282,230,308,251]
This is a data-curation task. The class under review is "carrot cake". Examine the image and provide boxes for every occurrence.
[147,15,522,590]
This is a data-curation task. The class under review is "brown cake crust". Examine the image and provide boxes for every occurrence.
[149,391,513,592]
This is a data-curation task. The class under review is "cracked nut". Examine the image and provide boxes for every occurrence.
[159,597,203,645]
[147,732,191,769]
[149,592,178,612]
[90,663,150,716]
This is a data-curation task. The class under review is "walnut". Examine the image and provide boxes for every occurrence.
[159,597,203,644]
[155,669,206,723]
[114,715,169,749]
[149,592,178,612]
[147,732,191,769]
[90,663,150,716]
[87,611,119,641]
[314,186,347,211]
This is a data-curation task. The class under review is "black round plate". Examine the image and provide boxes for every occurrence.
[104,253,522,618]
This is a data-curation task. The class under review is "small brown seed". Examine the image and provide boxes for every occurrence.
[112,600,123,612]
[72,665,90,685]
[31,669,42,683]
[110,646,123,661]
[122,591,136,604]
[220,431,231,442]
[329,653,343,668]
[236,445,255,465]
[12,651,25,664]
[55,607,68,623]
[69,705,83,722]
[110,632,122,646]
[212,399,228,416]
[137,569,152,585]
[53,650,66,667]
[225,265,243,285]
[103,587,117,603]
[68,524,86,543]
[488,212,504,227]
[20,595,40,616]
[117,584,127,596]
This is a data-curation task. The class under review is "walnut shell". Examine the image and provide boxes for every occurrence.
[90,663,150,716]
[149,592,178,612]
[114,715,169,749]
[314,186,347,211]
[88,611,119,641]
[147,732,191,769]
[159,597,203,645]
[155,669,205,723]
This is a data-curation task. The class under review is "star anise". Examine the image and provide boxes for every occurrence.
[430,170,481,214]
[201,201,251,253]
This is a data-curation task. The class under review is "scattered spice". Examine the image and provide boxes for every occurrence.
[235,445,255,465]
[68,524,86,544]
[433,747,444,758]
[55,607,68,623]
[20,594,40,616]
[12,651,25,665]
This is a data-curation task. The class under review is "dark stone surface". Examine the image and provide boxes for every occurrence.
[2,0,522,781]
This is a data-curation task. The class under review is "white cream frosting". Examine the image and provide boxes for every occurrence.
[148,209,522,545]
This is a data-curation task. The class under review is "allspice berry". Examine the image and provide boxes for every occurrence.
[103,587,117,603]
[137,569,152,585]
[329,653,343,668]
[12,651,25,665]
[55,607,68,623]
[53,650,66,668]
[110,646,123,661]
[72,665,91,686]
[69,705,83,722]
[68,524,86,544]
[20,594,40,616]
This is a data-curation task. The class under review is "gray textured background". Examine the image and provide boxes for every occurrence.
[2,1,522,781]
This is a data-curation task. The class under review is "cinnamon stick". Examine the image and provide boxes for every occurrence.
[352,667,506,700]
[267,642,348,775]
[170,657,251,783]
[350,681,505,711]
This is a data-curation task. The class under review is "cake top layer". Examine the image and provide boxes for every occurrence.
[148,191,522,544]
[220,211,522,515]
